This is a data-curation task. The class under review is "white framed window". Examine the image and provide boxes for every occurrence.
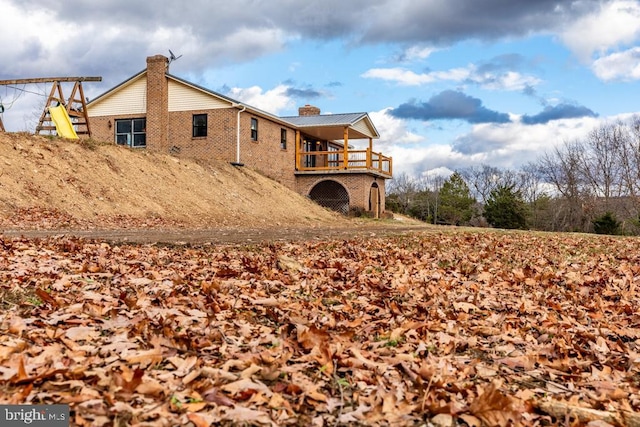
[116,118,146,147]
[251,118,258,141]
[193,114,207,137]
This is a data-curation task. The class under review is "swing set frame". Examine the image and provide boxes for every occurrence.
[0,76,101,137]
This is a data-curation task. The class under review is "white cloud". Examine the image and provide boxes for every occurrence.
[361,68,438,85]
[560,0,640,62]
[421,167,454,179]
[369,108,425,146]
[384,143,474,178]
[215,27,287,62]
[0,1,76,76]
[431,67,473,82]
[402,45,438,61]
[362,65,540,91]
[592,47,640,81]
[226,84,294,114]
[472,71,542,91]
[361,66,473,86]
[383,114,630,179]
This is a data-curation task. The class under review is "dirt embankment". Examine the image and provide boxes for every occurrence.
[0,133,347,231]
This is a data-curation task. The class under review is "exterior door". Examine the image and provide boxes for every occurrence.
[370,184,380,219]
[303,139,316,167]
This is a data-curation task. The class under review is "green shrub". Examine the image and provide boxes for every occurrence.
[592,212,620,235]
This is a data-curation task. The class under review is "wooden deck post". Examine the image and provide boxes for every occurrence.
[343,127,349,169]
[295,130,301,170]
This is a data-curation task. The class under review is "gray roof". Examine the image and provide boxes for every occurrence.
[280,112,368,127]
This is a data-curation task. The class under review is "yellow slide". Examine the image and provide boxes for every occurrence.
[49,105,79,139]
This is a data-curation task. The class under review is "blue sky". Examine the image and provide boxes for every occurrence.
[1,0,640,178]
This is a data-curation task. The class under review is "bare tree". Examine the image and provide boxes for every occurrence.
[460,164,501,204]
[538,140,590,231]
[579,123,624,208]
[423,173,447,224]
[386,172,419,213]
[617,116,640,203]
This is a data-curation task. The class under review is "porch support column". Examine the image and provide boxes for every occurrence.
[295,130,300,170]
[343,126,349,169]
[367,137,373,169]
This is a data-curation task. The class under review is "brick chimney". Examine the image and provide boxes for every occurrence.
[298,104,321,116]
[146,55,169,152]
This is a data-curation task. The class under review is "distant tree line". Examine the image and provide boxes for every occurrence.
[386,116,640,235]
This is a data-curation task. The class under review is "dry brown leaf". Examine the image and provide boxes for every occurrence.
[135,378,165,396]
[220,378,272,397]
[65,326,98,341]
[186,413,210,427]
[124,348,164,366]
[203,387,236,407]
[469,382,518,427]
[1,226,640,425]
[222,407,275,425]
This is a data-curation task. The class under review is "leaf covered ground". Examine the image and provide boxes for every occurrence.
[1,229,639,426]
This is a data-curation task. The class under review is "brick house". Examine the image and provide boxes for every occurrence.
[87,55,392,217]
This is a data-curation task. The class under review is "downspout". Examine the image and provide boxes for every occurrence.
[231,103,246,166]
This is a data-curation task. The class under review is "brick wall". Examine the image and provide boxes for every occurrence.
[167,109,236,160]
[146,55,169,153]
[239,114,296,189]
[89,116,113,142]
[299,104,321,116]
[295,173,386,215]
[165,109,297,189]
[89,115,145,144]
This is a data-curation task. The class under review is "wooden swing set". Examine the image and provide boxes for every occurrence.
[0,76,101,137]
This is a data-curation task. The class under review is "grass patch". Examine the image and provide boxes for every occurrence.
[0,286,40,310]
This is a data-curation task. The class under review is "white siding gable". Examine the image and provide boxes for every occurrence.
[87,76,147,117]
[352,117,378,139]
[168,80,233,112]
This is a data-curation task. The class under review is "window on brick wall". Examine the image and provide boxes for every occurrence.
[193,114,207,137]
[115,118,146,148]
[251,118,258,141]
[281,128,287,149]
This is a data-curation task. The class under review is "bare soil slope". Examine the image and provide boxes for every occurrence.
[0,133,343,230]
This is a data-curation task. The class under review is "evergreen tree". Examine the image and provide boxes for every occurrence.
[484,184,528,229]
[592,212,621,235]
[438,172,475,225]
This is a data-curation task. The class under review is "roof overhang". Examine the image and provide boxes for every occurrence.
[295,125,371,141]
[283,113,380,142]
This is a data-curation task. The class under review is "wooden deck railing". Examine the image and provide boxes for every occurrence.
[296,148,392,177]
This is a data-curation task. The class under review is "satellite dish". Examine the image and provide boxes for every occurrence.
[168,49,183,65]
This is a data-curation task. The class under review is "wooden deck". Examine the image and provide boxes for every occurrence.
[295,148,392,178]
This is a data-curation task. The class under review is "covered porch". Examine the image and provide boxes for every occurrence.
[283,109,392,179]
